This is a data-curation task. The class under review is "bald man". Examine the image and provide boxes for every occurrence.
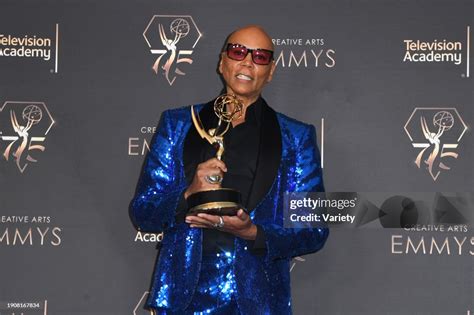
[131,25,329,314]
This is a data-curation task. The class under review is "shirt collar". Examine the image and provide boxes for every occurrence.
[242,96,263,127]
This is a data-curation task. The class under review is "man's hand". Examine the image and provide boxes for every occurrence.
[185,209,257,240]
[184,158,227,199]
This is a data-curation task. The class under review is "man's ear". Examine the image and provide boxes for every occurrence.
[218,53,224,74]
[267,61,276,82]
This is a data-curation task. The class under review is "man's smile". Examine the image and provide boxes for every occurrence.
[236,73,253,81]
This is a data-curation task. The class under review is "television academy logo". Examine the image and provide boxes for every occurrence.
[402,26,471,78]
[143,15,202,85]
[134,231,163,243]
[0,24,60,73]
[0,101,55,173]
[404,108,468,180]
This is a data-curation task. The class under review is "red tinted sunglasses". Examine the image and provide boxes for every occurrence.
[225,43,274,65]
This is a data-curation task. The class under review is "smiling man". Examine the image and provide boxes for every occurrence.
[130,25,329,314]
[219,26,276,110]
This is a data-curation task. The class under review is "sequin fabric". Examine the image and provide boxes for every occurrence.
[154,251,239,315]
[187,252,238,313]
[130,105,329,314]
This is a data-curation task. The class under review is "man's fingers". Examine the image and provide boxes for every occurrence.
[197,213,224,225]
[237,209,248,220]
[200,158,227,172]
[185,158,227,197]
[195,158,226,183]
[190,223,212,228]
[186,215,217,227]
[196,168,224,181]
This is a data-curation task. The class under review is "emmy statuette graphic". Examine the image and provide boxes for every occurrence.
[186,94,245,216]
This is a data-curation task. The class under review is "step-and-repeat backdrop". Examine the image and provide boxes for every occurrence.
[1,0,472,314]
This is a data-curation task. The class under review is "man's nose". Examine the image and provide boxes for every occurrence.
[240,52,254,67]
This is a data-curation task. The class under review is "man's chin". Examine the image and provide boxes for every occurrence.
[225,88,260,102]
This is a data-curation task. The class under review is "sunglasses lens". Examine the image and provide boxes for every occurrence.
[252,50,272,65]
[227,45,248,61]
[226,44,273,65]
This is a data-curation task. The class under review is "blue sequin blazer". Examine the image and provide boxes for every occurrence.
[130,99,329,314]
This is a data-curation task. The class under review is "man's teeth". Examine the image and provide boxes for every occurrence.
[236,74,252,81]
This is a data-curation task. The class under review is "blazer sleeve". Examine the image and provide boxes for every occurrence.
[261,124,329,261]
[129,110,187,233]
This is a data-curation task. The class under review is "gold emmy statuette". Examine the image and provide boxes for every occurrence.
[186,94,244,216]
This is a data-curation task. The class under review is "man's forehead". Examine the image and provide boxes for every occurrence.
[226,26,274,50]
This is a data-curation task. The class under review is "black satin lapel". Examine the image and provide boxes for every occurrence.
[246,100,282,212]
[183,101,216,184]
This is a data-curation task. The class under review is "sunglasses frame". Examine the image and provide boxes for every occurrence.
[225,43,274,65]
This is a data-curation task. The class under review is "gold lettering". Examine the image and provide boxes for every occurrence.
[37,227,49,245]
[51,227,62,246]
[13,228,33,245]
[128,137,139,155]
[406,236,426,254]
[391,235,403,254]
